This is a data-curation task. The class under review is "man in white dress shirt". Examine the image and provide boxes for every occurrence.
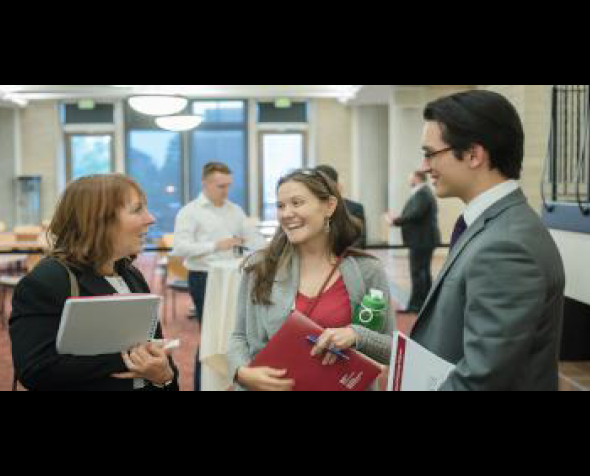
[173,162,265,390]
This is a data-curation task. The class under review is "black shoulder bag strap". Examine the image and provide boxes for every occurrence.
[12,259,80,391]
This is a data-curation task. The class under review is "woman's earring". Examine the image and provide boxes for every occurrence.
[324,218,331,234]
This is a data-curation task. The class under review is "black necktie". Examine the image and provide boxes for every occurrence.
[450,215,467,250]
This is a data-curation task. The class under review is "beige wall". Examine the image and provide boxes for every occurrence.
[0,108,16,228]
[313,99,353,195]
[353,105,389,243]
[20,101,60,222]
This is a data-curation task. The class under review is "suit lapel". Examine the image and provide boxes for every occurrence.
[416,219,485,319]
[414,189,527,325]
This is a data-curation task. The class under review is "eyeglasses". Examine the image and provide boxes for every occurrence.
[424,147,454,160]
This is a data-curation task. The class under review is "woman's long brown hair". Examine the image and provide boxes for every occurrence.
[245,169,370,305]
[46,174,146,274]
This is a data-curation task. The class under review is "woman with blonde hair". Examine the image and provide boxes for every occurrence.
[10,174,179,391]
[228,169,394,391]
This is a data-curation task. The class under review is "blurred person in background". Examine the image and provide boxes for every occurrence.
[387,170,440,314]
[173,162,265,391]
[315,164,367,249]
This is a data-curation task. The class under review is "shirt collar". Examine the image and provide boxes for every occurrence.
[197,193,227,208]
[463,180,520,227]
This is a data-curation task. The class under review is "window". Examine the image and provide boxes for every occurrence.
[189,100,248,209]
[66,134,114,181]
[257,102,308,123]
[193,100,246,123]
[62,103,114,125]
[61,102,116,183]
[260,131,307,220]
[125,99,248,240]
[127,131,183,241]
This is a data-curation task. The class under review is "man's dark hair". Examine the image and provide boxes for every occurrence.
[424,90,524,180]
[315,164,339,184]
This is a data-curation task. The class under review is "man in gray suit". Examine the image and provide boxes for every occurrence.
[389,171,441,314]
[412,90,565,391]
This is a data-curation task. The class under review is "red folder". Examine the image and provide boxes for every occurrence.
[250,311,382,391]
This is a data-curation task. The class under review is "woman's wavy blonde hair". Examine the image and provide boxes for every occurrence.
[46,174,146,273]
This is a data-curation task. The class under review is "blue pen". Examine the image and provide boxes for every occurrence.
[306,335,350,361]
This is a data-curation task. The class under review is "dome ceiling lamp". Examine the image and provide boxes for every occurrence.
[128,94,188,116]
[155,114,204,132]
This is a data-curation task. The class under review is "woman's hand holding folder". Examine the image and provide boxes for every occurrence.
[111,342,175,387]
[310,327,359,366]
[236,366,295,392]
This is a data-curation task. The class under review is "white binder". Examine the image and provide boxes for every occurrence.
[387,332,456,391]
[56,294,162,356]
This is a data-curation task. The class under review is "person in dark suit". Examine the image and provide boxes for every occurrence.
[388,171,441,314]
[315,165,367,248]
[10,174,179,391]
[412,90,565,391]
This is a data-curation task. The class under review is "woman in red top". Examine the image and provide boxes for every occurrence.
[230,168,394,391]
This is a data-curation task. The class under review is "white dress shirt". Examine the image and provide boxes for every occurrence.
[105,275,132,294]
[463,180,520,227]
[172,193,266,272]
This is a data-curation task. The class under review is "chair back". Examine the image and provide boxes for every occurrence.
[15,234,40,243]
[166,255,188,283]
[157,234,174,260]
[159,234,175,249]
[25,254,43,272]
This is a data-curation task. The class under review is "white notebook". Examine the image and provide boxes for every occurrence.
[56,294,162,356]
[387,332,455,391]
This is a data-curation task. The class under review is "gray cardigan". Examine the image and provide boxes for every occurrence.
[227,253,395,390]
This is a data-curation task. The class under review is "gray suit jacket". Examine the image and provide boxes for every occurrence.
[411,189,565,391]
[228,253,395,390]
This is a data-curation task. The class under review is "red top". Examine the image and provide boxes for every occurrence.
[295,276,351,329]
